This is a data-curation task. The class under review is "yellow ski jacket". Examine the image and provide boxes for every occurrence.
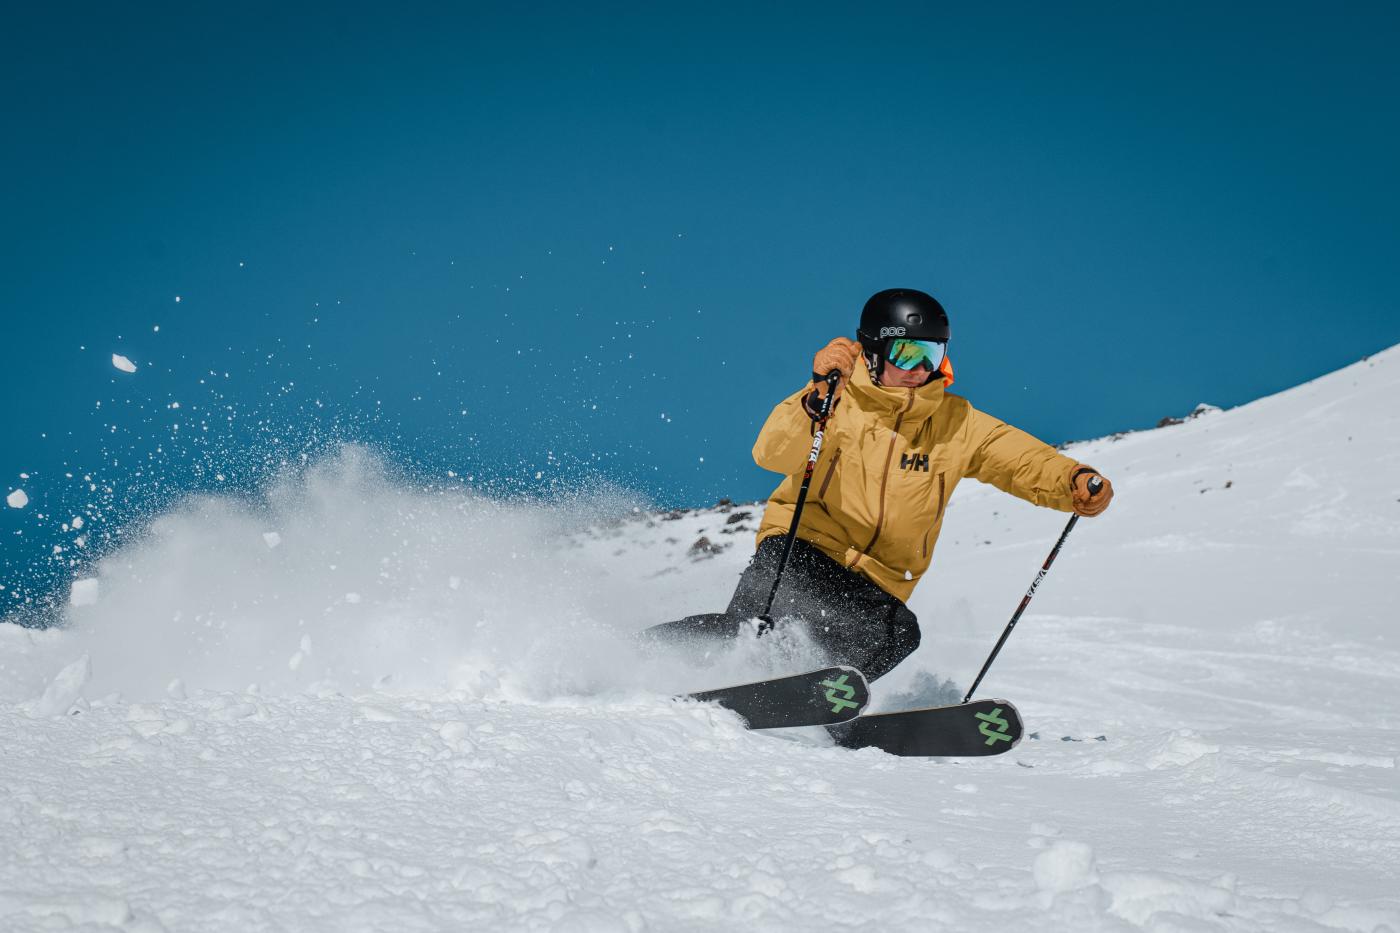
[754,362,1084,602]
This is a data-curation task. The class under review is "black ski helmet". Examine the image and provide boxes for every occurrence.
[856,288,950,383]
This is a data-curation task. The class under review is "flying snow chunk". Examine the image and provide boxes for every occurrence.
[36,654,92,717]
[6,489,28,509]
[288,635,312,671]
[263,531,283,550]
[112,353,138,373]
[70,578,100,607]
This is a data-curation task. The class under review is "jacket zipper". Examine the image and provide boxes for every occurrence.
[818,448,842,498]
[861,390,915,555]
[922,473,946,559]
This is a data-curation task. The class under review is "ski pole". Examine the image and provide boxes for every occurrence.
[961,476,1102,703]
[758,370,843,633]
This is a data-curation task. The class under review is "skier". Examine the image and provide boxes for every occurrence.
[644,288,1112,692]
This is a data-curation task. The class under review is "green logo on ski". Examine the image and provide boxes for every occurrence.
[819,674,860,714]
[975,707,1013,746]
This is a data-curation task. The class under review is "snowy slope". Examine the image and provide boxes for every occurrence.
[2,347,1398,932]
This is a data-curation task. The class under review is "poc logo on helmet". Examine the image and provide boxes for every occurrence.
[879,326,907,338]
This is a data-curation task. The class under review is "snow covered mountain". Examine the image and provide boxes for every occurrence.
[2,346,1398,932]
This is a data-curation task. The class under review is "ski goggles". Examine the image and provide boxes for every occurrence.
[885,338,947,371]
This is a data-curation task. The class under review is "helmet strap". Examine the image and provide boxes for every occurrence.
[863,349,883,385]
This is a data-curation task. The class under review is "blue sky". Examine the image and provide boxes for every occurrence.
[3,2,1398,599]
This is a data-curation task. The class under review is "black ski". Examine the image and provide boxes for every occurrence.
[835,698,1024,757]
[684,666,870,730]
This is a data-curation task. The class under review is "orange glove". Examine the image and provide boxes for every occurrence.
[1071,466,1114,517]
[811,337,862,401]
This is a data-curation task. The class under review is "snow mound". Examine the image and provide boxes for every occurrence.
[0,345,1398,930]
[1034,840,1098,892]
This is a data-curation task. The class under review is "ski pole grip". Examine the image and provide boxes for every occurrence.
[1087,476,1104,496]
[809,370,842,414]
[816,371,841,419]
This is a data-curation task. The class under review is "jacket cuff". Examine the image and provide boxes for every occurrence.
[801,389,834,421]
[1069,464,1098,490]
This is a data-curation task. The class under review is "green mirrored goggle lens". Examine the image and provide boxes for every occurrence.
[887,338,947,371]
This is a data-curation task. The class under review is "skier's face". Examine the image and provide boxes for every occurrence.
[879,359,934,388]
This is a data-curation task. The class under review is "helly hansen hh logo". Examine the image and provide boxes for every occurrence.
[901,452,929,472]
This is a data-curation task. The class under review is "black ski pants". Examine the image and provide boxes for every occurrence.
[645,536,921,682]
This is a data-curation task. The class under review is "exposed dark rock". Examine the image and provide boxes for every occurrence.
[688,536,726,559]
[1159,403,1221,429]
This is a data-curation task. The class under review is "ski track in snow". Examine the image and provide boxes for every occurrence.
[2,347,1399,932]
